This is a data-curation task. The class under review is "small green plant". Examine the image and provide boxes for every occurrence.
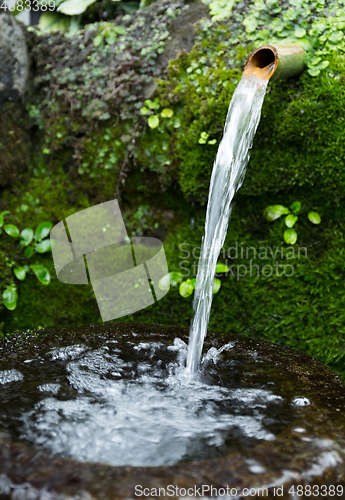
[140,99,181,130]
[159,263,229,298]
[123,205,159,236]
[0,211,52,311]
[198,131,217,145]
[208,0,236,22]
[138,99,182,174]
[264,201,321,244]
[93,24,126,47]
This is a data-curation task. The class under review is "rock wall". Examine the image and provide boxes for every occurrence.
[0,10,28,104]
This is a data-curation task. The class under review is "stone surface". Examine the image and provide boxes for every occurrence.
[0,11,29,105]
[0,322,345,499]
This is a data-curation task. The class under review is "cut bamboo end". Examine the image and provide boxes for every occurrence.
[243,43,305,81]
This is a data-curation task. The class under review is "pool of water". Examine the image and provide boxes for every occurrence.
[0,337,295,467]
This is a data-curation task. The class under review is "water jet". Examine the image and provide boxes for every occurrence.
[186,43,305,374]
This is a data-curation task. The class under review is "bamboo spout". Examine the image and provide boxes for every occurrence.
[243,43,305,81]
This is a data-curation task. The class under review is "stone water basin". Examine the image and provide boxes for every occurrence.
[0,322,344,499]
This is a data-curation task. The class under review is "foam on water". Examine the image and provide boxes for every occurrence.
[12,340,286,467]
[0,369,24,385]
[187,74,269,374]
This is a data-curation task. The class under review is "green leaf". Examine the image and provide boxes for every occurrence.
[35,222,53,242]
[2,284,18,311]
[308,211,321,224]
[4,224,20,237]
[328,31,343,44]
[25,246,34,259]
[0,211,9,228]
[161,108,174,118]
[290,201,301,214]
[284,228,298,245]
[308,56,321,66]
[140,107,150,115]
[31,265,51,285]
[213,278,221,294]
[264,205,290,222]
[295,26,306,38]
[20,228,34,247]
[199,131,209,144]
[208,139,217,145]
[173,118,181,128]
[158,272,183,290]
[14,267,26,281]
[105,31,118,45]
[179,280,194,298]
[148,115,159,129]
[144,99,160,110]
[35,239,52,253]
[93,34,104,47]
[285,214,298,228]
[58,0,97,15]
[113,26,126,35]
[308,67,320,77]
[209,0,235,21]
[38,12,71,33]
[215,263,229,273]
[317,60,329,70]
[158,274,170,291]
[243,17,258,33]
[169,272,183,286]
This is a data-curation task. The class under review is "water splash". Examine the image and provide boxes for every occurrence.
[186,73,270,374]
[6,340,288,467]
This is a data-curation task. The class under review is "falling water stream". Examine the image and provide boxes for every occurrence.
[186,70,271,374]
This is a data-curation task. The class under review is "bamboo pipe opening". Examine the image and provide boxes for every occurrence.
[243,43,305,81]
[243,45,278,80]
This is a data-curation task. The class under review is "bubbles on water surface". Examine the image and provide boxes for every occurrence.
[0,369,24,385]
[1,339,291,467]
[291,397,311,407]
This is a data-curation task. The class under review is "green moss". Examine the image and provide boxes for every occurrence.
[155,51,345,202]
[245,55,345,198]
